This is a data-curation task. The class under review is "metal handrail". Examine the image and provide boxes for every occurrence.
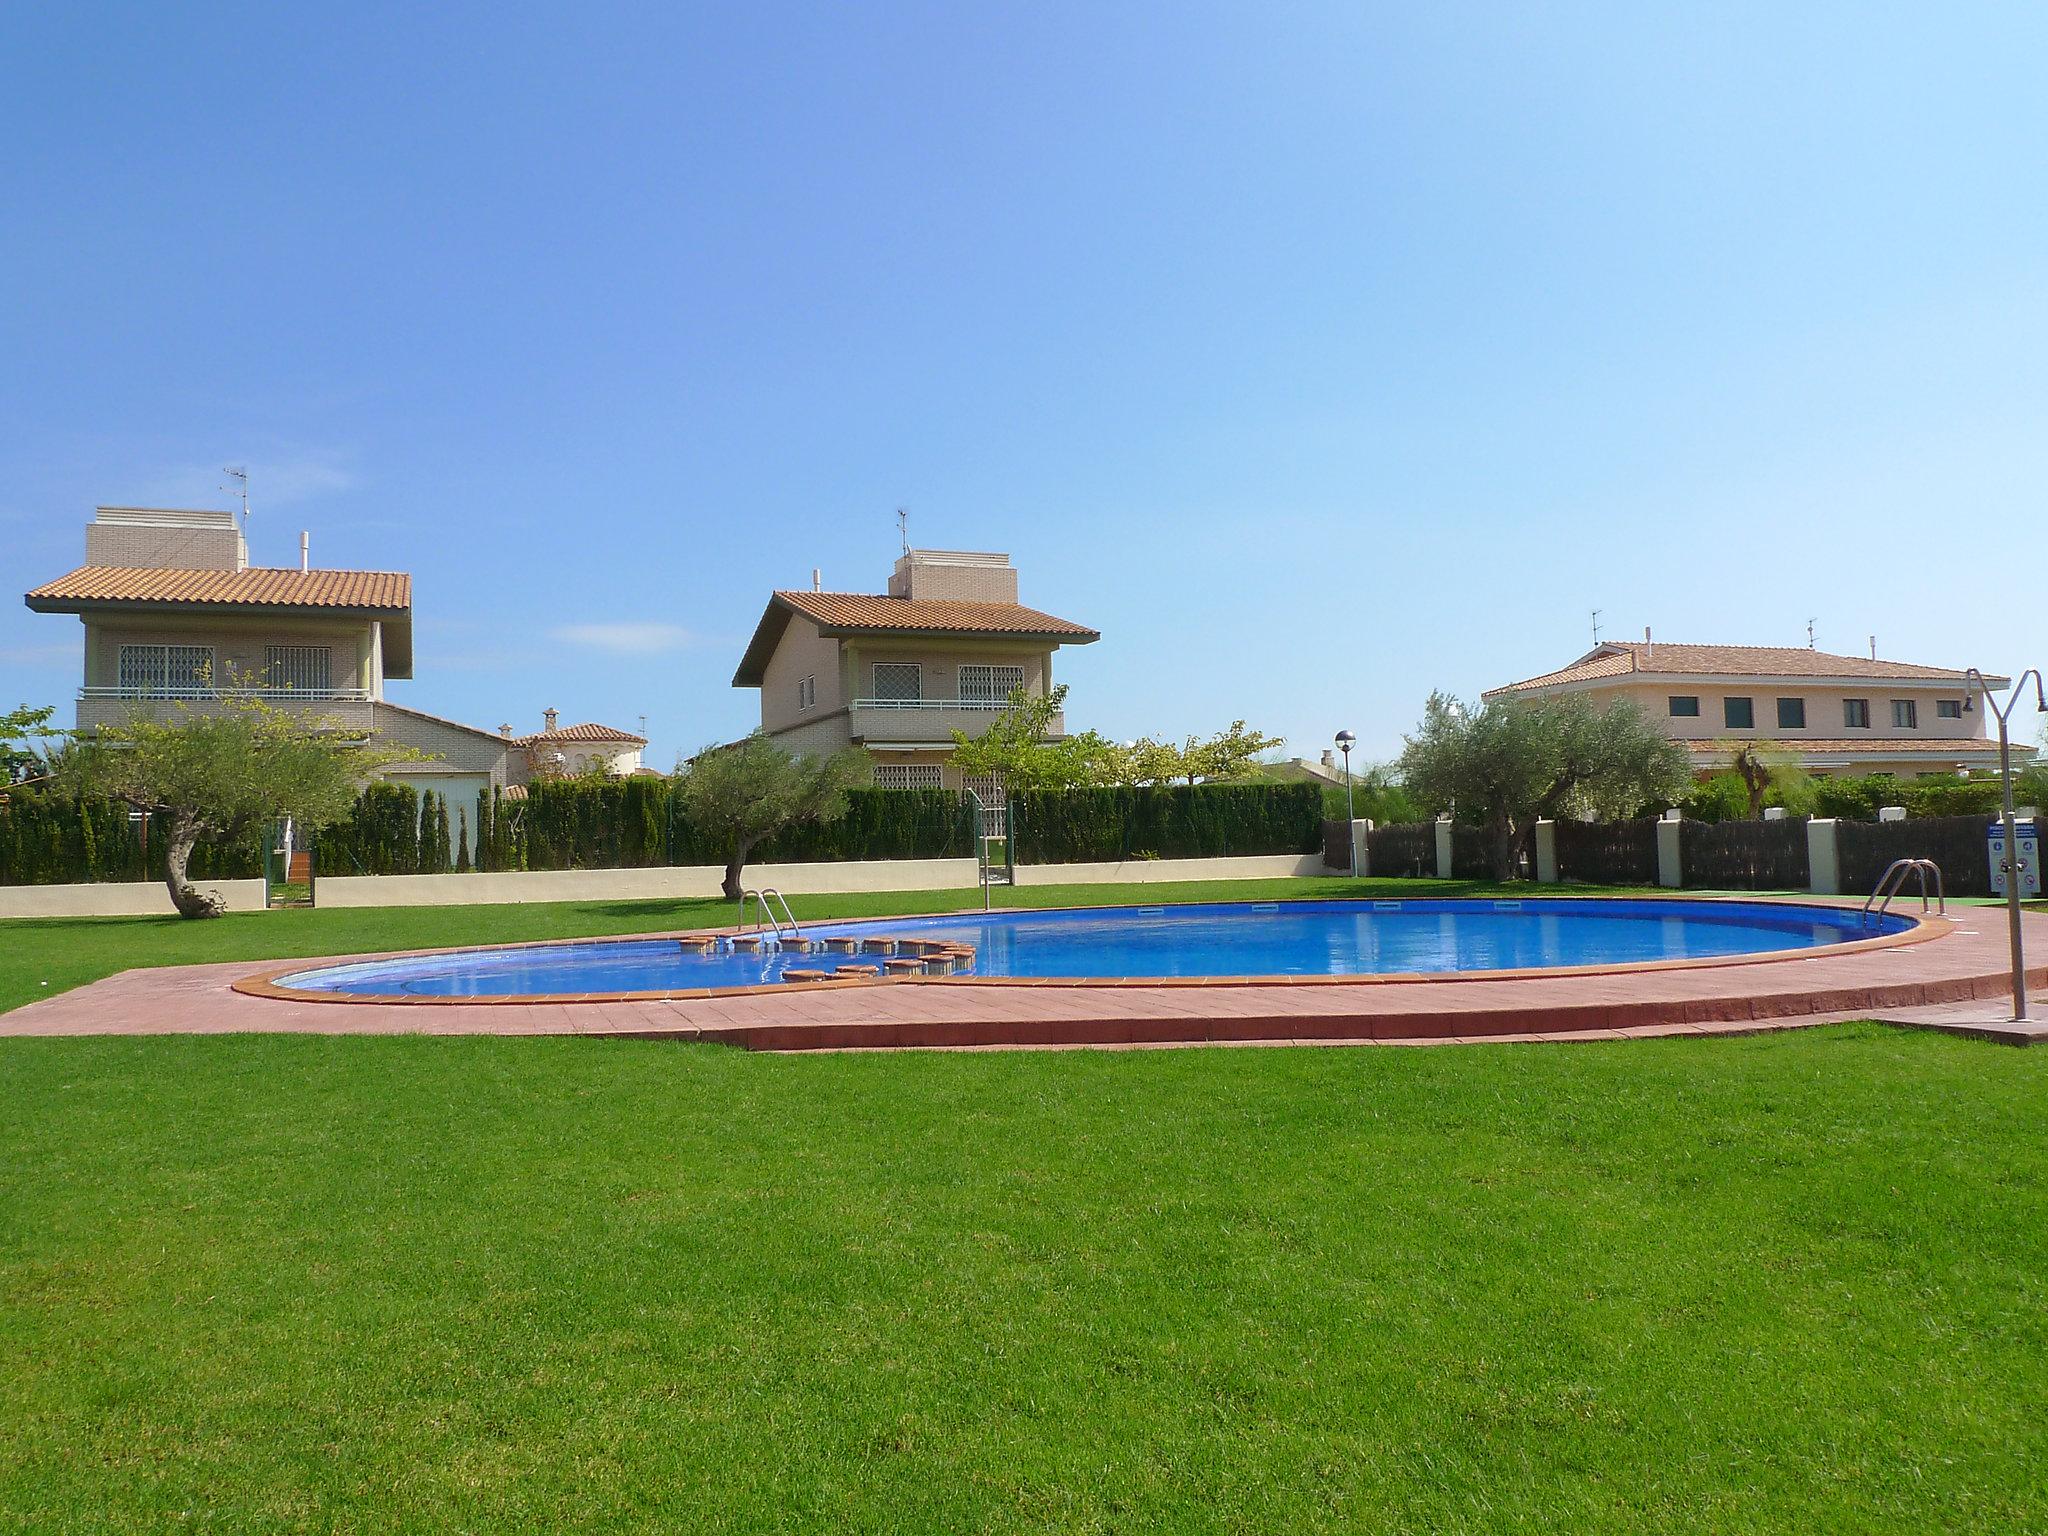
[1863,858,1945,924]
[851,697,1014,711]
[80,685,373,701]
[737,887,802,940]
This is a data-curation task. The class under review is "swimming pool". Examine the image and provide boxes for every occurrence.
[266,898,1916,1001]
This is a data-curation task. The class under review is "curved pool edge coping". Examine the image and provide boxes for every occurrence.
[229,894,1954,1008]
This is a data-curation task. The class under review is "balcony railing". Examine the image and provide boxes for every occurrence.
[852,696,1014,711]
[80,686,373,702]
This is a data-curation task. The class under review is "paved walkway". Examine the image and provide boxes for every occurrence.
[6,905,2045,1051]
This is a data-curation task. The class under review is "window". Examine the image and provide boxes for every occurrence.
[264,645,332,694]
[117,643,213,695]
[1844,698,1870,729]
[1892,699,1918,729]
[1723,696,1755,729]
[959,664,1026,705]
[872,662,922,703]
[1775,697,1806,730]
[796,675,816,712]
[1668,695,1700,718]
[1936,698,1964,719]
[873,763,943,790]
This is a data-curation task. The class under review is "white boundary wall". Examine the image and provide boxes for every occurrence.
[2,853,1331,917]
[0,879,268,919]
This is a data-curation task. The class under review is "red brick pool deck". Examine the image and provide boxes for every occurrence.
[6,901,2045,1050]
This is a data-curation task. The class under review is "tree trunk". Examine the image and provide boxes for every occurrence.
[163,815,226,919]
[1490,818,1520,884]
[720,839,755,903]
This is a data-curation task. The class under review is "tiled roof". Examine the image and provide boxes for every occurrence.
[734,589,1097,686]
[520,723,647,745]
[1488,641,1991,696]
[25,565,410,611]
[774,590,1098,639]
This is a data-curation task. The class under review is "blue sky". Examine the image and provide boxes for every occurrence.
[4,3,2044,765]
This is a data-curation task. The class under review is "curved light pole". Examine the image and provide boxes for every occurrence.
[1966,667,2046,1021]
[1335,729,1357,878]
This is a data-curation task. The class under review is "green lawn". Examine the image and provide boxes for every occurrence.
[3,1025,2045,1531]
[5,878,2045,1529]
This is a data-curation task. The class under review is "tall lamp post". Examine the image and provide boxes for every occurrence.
[1966,667,2046,1022]
[1335,729,1357,878]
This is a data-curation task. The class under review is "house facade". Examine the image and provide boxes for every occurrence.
[25,507,650,811]
[732,548,1098,789]
[1484,639,2025,778]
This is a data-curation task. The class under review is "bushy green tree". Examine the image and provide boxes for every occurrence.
[63,696,419,917]
[2,704,58,785]
[675,734,870,899]
[1399,693,1691,881]
[948,684,1119,793]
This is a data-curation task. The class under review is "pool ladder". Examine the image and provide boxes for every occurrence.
[1864,859,1944,925]
[738,887,804,942]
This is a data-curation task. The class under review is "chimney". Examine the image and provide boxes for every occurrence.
[542,708,559,734]
[1644,626,1653,663]
[1869,635,1877,660]
[498,723,513,739]
[812,567,822,592]
[299,531,309,572]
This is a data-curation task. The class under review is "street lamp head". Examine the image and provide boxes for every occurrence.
[1335,729,1355,749]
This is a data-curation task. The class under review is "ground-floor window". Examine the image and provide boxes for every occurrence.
[874,763,944,790]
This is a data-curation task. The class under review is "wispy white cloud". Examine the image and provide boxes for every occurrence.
[548,622,697,655]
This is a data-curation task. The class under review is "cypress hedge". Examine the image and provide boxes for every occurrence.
[4,779,1323,884]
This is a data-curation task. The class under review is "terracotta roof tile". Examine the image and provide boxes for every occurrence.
[1682,737,2025,757]
[773,590,1098,639]
[1488,641,1991,696]
[26,565,410,611]
[519,723,647,745]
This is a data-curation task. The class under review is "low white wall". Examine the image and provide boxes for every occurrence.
[313,858,982,908]
[0,878,268,919]
[290,853,1331,909]
[1014,854,1325,886]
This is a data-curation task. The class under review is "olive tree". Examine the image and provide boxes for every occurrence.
[1399,692,1691,881]
[675,733,870,900]
[64,696,420,918]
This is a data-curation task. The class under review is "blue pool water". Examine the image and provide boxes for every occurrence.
[274,898,1910,999]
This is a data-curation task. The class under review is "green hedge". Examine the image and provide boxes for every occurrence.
[5,778,1323,885]
[1014,784,1322,864]
[0,791,262,885]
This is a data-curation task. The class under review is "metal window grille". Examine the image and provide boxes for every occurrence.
[797,675,815,711]
[264,645,332,693]
[873,663,922,702]
[958,665,1024,704]
[118,643,214,695]
[874,763,943,790]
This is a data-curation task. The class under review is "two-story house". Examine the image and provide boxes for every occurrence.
[1484,639,2026,778]
[731,548,1099,790]
[24,507,652,814]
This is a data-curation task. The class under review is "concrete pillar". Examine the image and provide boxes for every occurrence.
[1351,819,1373,878]
[1655,813,1684,889]
[1434,817,1455,880]
[1534,820,1559,883]
[1807,818,1841,896]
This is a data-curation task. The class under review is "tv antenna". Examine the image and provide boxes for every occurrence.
[1806,617,1817,649]
[1590,608,1603,645]
[221,465,249,532]
[896,507,910,554]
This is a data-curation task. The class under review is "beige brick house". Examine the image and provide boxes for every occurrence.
[24,506,648,812]
[732,548,1098,789]
[1484,639,2026,778]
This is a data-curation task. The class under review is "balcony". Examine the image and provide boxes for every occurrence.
[77,686,376,733]
[848,696,1063,746]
